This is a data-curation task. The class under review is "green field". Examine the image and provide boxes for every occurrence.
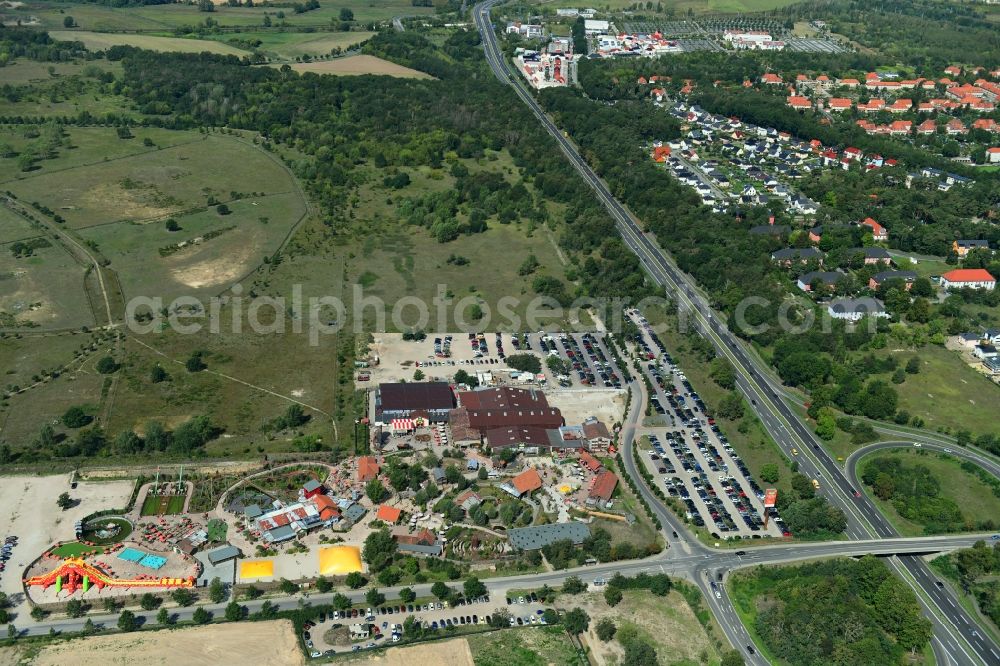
[12,0,434,31]
[48,30,248,56]
[859,449,1000,536]
[0,206,41,245]
[207,30,374,60]
[79,190,306,302]
[0,234,93,329]
[5,131,296,229]
[140,493,187,516]
[0,127,207,187]
[881,345,1000,437]
[467,626,583,666]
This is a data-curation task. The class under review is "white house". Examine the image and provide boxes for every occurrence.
[940,269,996,290]
[827,297,890,321]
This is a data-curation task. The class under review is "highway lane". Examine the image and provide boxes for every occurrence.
[472,3,997,662]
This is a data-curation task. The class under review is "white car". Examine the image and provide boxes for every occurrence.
[913,442,922,447]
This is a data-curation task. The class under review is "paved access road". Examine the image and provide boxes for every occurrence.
[472,3,999,663]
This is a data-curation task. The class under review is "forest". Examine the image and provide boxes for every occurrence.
[734,557,932,666]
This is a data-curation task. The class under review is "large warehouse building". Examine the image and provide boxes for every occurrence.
[375,382,456,422]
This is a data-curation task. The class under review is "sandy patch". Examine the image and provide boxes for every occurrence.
[285,55,432,79]
[168,236,257,289]
[84,182,181,223]
[352,638,473,665]
[26,620,304,666]
[0,474,135,602]
[546,387,626,427]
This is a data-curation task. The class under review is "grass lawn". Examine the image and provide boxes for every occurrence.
[47,30,249,55]
[467,626,584,666]
[50,541,101,558]
[140,493,187,516]
[880,345,1000,437]
[858,448,1000,536]
[0,206,42,245]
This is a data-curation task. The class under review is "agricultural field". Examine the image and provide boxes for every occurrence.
[859,449,1000,536]
[0,127,198,182]
[209,30,375,60]
[285,54,433,78]
[4,128,307,303]
[48,30,248,55]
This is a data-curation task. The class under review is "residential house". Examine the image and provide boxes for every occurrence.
[394,528,443,556]
[587,470,619,507]
[358,456,380,482]
[827,97,852,111]
[946,118,968,135]
[989,147,1000,163]
[502,467,544,497]
[376,504,402,524]
[869,270,917,290]
[916,119,937,135]
[861,217,888,241]
[771,247,824,266]
[582,416,613,449]
[953,239,991,257]
[974,344,998,360]
[787,95,811,110]
[797,271,844,292]
[761,73,783,85]
[850,247,892,265]
[455,490,481,512]
[827,297,890,321]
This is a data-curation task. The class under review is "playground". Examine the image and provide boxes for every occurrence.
[25,540,199,602]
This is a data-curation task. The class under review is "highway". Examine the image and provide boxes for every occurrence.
[472,2,999,663]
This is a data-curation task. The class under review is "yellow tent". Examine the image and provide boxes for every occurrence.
[239,560,274,580]
[318,546,363,576]
[559,485,572,494]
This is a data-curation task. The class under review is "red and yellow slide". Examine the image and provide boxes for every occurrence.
[25,558,194,594]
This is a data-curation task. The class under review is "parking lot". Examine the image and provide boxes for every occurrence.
[626,311,786,540]
[525,332,625,389]
[301,594,548,657]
